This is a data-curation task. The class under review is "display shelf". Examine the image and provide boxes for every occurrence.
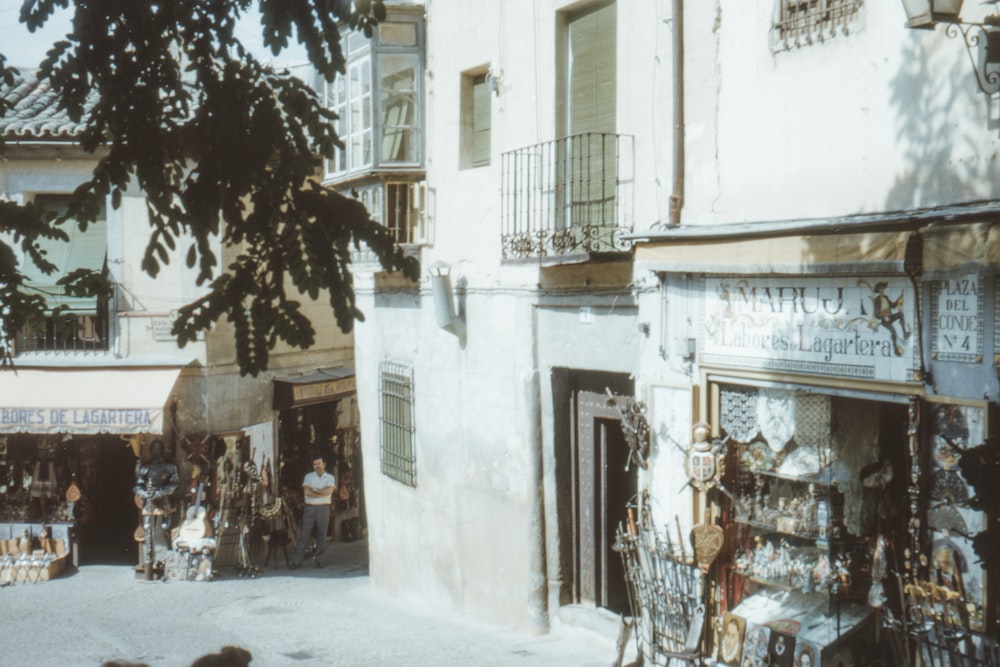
[746,467,835,486]
[732,517,821,541]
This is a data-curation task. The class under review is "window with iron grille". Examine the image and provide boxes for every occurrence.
[379,360,416,486]
[775,0,862,48]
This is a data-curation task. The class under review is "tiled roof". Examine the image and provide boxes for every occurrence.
[0,69,93,140]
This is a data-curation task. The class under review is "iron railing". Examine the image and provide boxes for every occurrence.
[500,132,634,261]
[774,0,862,50]
[14,283,120,354]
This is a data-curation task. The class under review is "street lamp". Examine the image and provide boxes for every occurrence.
[900,0,963,29]
[901,0,1000,95]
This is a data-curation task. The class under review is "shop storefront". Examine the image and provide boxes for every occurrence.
[626,219,999,665]
[273,367,363,544]
[0,366,188,570]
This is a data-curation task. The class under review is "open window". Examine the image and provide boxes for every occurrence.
[16,195,110,352]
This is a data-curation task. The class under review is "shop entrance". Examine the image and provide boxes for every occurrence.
[276,398,364,545]
[78,437,140,565]
[561,370,636,615]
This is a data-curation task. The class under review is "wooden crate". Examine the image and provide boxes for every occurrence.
[0,538,69,584]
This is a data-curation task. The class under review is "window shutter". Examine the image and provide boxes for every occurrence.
[22,196,107,313]
[472,74,491,167]
[568,3,616,135]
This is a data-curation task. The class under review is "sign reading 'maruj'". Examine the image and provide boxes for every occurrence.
[701,276,919,383]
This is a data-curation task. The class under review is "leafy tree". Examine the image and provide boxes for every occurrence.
[0,0,419,376]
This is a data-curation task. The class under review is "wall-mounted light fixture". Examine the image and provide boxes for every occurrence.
[901,0,963,28]
[901,0,1000,95]
[429,261,463,336]
[486,65,503,97]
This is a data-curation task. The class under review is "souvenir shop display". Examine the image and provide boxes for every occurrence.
[721,388,881,664]
[0,436,77,583]
[0,524,71,585]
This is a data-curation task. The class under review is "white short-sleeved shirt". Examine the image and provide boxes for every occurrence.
[302,471,336,506]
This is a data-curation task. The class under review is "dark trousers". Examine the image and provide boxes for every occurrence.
[294,504,330,564]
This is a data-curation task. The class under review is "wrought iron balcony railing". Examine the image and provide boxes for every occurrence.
[501,132,634,261]
[14,283,120,354]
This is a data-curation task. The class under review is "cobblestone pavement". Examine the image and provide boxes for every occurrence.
[1,540,623,667]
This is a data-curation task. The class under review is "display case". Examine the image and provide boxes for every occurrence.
[730,465,867,606]
[714,386,906,665]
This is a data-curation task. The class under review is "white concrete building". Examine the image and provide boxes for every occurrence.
[343,0,1000,657]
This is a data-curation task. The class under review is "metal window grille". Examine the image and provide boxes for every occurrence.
[379,360,416,486]
[14,282,121,354]
[776,0,861,47]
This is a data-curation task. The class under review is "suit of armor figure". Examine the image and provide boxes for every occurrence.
[133,439,179,575]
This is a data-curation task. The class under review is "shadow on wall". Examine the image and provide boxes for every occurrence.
[886,37,1000,209]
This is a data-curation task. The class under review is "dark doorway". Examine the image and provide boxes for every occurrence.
[563,370,636,615]
[596,416,635,614]
[79,438,139,565]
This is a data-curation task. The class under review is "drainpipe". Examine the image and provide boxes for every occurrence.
[669,0,685,226]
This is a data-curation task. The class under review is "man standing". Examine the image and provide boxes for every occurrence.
[290,454,335,569]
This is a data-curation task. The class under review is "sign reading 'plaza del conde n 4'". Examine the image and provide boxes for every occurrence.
[701,276,919,383]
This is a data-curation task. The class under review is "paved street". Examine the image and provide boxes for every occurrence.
[1,540,624,667]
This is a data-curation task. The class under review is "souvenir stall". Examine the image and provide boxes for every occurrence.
[624,219,1000,665]
[273,367,363,550]
[0,367,188,583]
[161,423,278,582]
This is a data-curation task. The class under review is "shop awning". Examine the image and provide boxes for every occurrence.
[273,366,356,410]
[0,367,183,434]
[635,231,911,274]
[630,200,1000,274]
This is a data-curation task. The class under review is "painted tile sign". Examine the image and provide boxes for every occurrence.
[931,274,983,364]
[701,276,918,382]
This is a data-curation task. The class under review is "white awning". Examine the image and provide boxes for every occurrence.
[0,367,183,435]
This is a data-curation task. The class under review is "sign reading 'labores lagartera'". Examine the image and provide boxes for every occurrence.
[701,276,919,383]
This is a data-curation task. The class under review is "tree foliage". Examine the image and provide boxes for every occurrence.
[0,0,418,375]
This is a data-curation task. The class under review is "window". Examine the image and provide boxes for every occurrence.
[565,2,616,137]
[347,180,426,244]
[323,12,424,179]
[561,2,617,227]
[17,194,111,352]
[460,70,491,169]
[379,360,416,486]
[775,0,862,48]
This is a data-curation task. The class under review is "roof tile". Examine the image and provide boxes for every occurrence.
[0,69,94,140]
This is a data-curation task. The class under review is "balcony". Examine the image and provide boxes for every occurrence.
[501,132,634,263]
[14,284,119,355]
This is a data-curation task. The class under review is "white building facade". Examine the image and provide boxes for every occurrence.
[342,0,1000,660]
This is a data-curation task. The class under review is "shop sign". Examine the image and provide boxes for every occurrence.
[0,407,158,433]
[702,276,918,382]
[151,312,178,342]
[291,376,356,404]
[931,274,983,363]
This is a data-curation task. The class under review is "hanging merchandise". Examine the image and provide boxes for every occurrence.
[756,388,795,453]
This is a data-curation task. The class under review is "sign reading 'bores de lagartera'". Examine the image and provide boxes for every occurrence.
[701,276,919,383]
